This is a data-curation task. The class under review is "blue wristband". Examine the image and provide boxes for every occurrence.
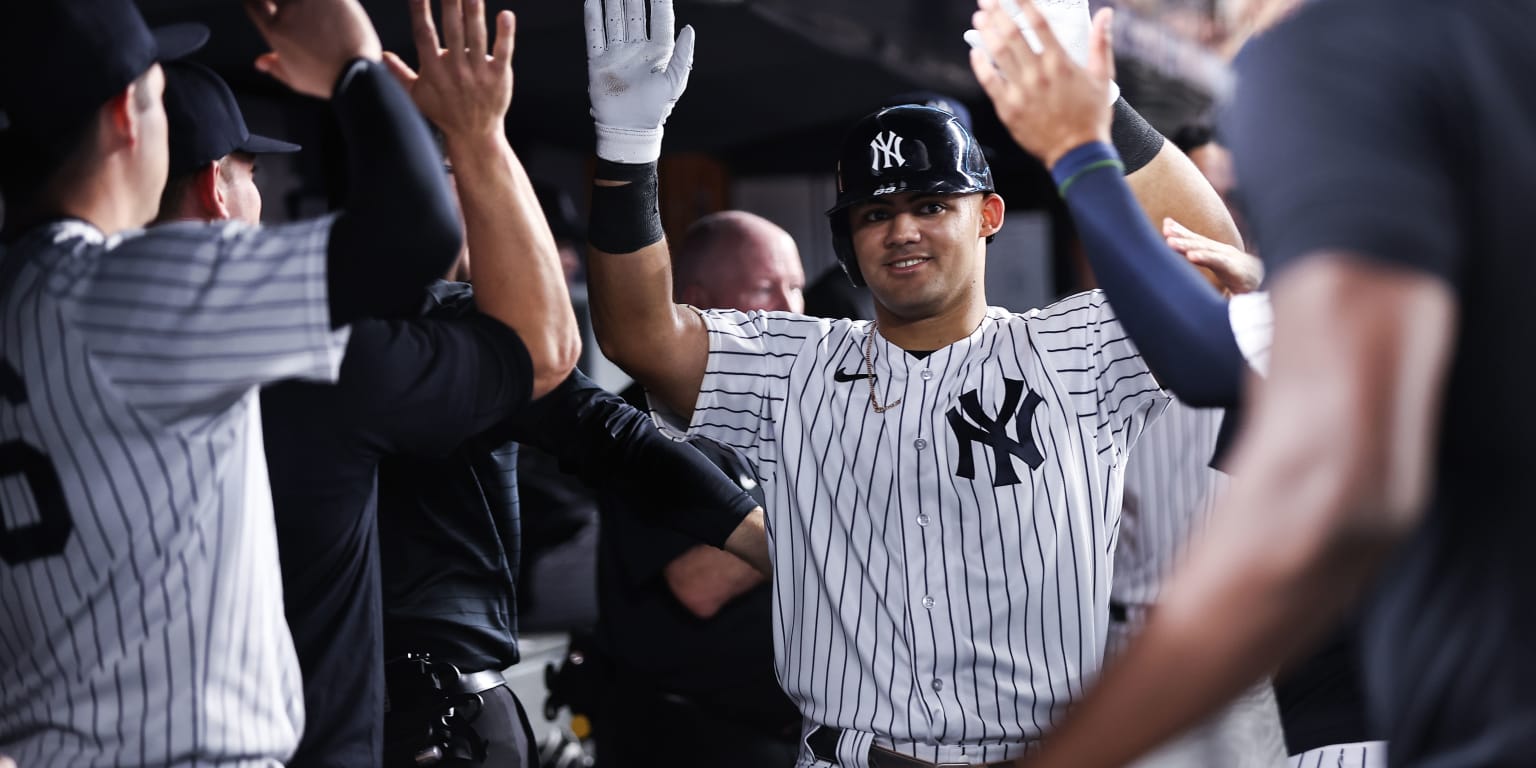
[1051,141,1125,198]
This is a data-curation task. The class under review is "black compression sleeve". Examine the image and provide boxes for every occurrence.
[1110,97,1166,175]
[1054,142,1245,407]
[504,369,754,547]
[325,60,462,327]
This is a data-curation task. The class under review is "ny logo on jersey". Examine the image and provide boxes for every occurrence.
[946,378,1045,487]
[870,131,906,171]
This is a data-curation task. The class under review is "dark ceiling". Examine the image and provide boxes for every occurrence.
[136,0,1013,175]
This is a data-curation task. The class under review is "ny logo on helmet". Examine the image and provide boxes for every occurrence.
[870,131,906,171]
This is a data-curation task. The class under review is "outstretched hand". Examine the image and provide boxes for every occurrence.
[583,0,696,164]
[244,0,383,99]
[969,0,1116,169]
[382,0,514,142]
[1165,218,1264,295]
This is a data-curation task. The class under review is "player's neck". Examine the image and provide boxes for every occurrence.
[873,297,987,352]
[52,169,151,236]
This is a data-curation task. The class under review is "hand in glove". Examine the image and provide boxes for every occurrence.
[584,0,695,164]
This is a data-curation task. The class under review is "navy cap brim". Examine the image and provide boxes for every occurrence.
[153,23,209,62]
[238,133,302,155]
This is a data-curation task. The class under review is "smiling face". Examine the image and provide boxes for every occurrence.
[847,190,1004,322]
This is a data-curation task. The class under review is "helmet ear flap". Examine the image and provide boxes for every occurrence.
[830,215,866,288]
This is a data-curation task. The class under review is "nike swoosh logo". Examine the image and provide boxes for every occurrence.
[833,368,874,383]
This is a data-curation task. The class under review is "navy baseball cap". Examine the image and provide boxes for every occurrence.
[164,62,301,178]
[0,0,206,149]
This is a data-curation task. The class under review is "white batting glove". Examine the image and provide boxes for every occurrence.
[584,0,696,164]
[965,0,1120,103]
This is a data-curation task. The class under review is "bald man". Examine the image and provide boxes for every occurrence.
[594,211,806,768]
[673,211,806,314]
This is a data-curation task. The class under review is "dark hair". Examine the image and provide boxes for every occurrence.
[1171,121,1217,154]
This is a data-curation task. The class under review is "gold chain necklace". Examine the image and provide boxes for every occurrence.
[864,324,902,413]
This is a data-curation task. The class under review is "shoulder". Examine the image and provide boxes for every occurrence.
[697,307,862,347]
[1020,290,1110,328]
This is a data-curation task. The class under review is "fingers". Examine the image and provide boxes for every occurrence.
[1009,0,1070,60]
[605,0,626,48]
[583,0,607,53]
[625,0,648,44]
[974,4,1032,84]
[970,43,1006,99]
[408,0,441,63]
[666,23,696,93]
[652,0,678,45]
[381,50,419,88]
[464,0,488,60]
[491,10,515,70]
[441,0,467,61]
[1087,7,1116,84]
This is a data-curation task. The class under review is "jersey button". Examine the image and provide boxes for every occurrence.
[920,369,933,381]
[921,595,936,609]
[931,678,944,692]
[914,438,928,450]
[917,513,931,527]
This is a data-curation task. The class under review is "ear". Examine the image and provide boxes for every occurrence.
[196,161,231,220]
[105,87,138,147]
[979,192,1006,238]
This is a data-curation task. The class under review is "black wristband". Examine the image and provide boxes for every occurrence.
[1110,97,1165,175]
[589,159,664,254]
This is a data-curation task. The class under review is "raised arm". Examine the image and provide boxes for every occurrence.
[384,0,580,398]
[970,1,1248,406]
[581,0,710,419]
[245,0,464,325]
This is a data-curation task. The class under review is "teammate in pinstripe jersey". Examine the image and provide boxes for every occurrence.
[0,0,465,764]
[578,1,1239,765]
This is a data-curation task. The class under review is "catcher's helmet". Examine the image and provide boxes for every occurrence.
[825,105,994,287]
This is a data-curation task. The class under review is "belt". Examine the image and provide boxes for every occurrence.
[808,727,1018,768]
[446,667,506,696]
[866,746,1015,768]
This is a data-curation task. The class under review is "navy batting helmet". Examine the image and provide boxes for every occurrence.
[825,105,994,287]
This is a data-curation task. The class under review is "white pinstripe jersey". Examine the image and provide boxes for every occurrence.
[653,290,1168,765]
[1112,291,1274,607]
[0,218,348,766]
[1112,399,1226,606]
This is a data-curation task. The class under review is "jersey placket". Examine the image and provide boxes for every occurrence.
[894,339,963,743]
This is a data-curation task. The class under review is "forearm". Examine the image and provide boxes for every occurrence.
[1027,458,1393,767]
[511,370,756,547]
[1055,142,1246,406]
[664,543,768,618]
[587,161,707,416]
[326,60,463,325]
[1122,131,1241,251]
[449,133,580,397]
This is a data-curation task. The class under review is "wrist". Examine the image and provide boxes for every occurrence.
[595,123,664,165]
[1051,141,1123,197]
[1045,134,1112,173]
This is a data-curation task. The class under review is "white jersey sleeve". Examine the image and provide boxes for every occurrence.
[1028,290,1168,462]
[1228,291,1274,377]
[67,217,349,424]
[649,308,834,486]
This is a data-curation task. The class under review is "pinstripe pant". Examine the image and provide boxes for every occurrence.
[1106,610,1289,768]
[1287,741,1387,768]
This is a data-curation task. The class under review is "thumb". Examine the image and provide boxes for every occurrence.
[381,51,420,90]
[1088,7,1116,84]
[666,24,697,96]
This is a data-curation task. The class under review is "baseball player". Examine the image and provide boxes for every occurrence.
[0,0,466,764]
[970,5,1390,763]
[969,0,1536,766]
[577,0,1238,765]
